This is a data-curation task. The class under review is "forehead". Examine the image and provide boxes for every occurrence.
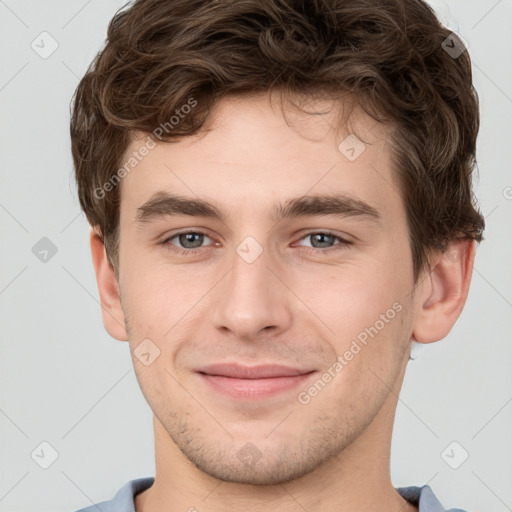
[118,92,402,224]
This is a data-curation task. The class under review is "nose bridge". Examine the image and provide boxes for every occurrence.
[211,233,292,339]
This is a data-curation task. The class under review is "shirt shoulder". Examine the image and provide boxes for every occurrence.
[74,479,468,512]
[72,477,155,512]
[396,484,469,512]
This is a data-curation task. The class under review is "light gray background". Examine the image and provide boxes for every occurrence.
[0,1,511,511]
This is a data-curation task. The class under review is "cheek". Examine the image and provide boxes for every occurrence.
[122,257,207,317]
[310,264,409,366]
[303,263,399,327]
[313,302,409,414]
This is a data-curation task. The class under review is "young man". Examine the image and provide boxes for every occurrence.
[70,0,485,511]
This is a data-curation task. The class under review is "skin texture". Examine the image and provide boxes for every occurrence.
[90,92,476,512]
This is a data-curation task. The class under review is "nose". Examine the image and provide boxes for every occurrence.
[211,241,293,341]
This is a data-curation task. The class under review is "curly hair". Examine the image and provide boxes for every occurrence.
[70,0,485,284]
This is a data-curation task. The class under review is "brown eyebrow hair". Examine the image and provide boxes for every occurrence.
[135,191,382,226]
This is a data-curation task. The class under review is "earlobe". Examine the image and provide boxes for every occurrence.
[412,239,476,344]
[89,226,129,341]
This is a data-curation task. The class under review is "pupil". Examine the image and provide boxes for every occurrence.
[313,233,331,248]
[181,233,202,248]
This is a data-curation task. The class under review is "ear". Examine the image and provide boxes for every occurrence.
[89,226,129,341]
[412,239,477,344]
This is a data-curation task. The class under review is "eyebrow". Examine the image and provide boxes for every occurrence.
[135,191,382,226]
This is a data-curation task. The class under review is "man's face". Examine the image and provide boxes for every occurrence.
[115,92,419,484]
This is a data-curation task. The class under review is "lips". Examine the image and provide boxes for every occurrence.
[195,363,317,400]
[197,363,313,379]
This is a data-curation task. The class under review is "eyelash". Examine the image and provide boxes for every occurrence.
[161,230,353,256]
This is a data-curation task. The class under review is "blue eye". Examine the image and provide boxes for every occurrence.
[295,231,351,251]
[162,231,214,255]
[161,230,352,256]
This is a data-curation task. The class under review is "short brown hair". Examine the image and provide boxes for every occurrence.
[70,0,485,284]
